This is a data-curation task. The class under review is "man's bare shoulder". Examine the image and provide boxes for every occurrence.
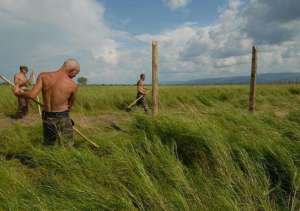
[38,71,57,80]
[38,71,55,77]
[70,79,78,89]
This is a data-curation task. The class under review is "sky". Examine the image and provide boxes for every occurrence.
[0,0,299,84]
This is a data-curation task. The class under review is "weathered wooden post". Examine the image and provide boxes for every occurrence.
[249,46,257,112]
[152,40,159,116]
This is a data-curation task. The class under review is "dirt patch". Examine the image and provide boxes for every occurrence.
[73,113,130,132]
[0,113,40,129]
[274,110,289,118]
[0,112,131,132]
[73,114,119,127]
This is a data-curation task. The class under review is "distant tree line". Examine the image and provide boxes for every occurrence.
[77,77,88,85]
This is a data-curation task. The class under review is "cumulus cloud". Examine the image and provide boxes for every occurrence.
[136,0,252,79]
[135,0,300,81]
[162,0,191,10]
[0,0,299,84]
[244,0,300,44]
[3,0,115,58]
[0,0,121,82]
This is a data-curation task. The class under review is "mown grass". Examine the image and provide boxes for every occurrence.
[0,84,299,210]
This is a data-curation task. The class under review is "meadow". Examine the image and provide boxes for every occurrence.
[0,84,299,210]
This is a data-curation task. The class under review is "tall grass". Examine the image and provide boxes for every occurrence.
[0,84,299,210]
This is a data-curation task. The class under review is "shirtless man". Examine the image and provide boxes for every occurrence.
[136,73,148,112]
[14,59,80,146]
[14,66,33,118]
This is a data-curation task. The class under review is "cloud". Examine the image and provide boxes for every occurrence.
[243,0,300,44]
[162,0,191,10]
[0,0,121,81]
[136,0,252,79]
[0,0,114,58]
[0,0,299,84]
[134,0,300,81]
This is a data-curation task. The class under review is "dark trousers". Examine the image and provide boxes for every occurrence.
[42,111,74,146]
[16,97,29,118]
[136,92,148,112]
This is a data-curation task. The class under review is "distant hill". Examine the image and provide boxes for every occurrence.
[163,72,300,85]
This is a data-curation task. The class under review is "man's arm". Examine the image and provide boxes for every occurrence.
[68,86,78,109]
[14,74,43,99]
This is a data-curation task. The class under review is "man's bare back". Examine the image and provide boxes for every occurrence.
[40,71,77,112]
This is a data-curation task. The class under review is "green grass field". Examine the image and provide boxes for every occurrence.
[0,84,299,210]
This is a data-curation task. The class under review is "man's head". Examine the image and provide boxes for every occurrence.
[140,73,145,81]
[62,58,80,78]
[20,66,28,74]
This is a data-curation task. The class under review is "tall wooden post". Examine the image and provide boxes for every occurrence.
[152,41,159,116]
[249,46,257,112]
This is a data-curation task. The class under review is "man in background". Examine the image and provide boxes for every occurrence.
[136,73,148,113]
[13,66,33,118]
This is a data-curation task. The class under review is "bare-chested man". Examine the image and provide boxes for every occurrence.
[14,66,33,118]
[136,73,148,112]
[14,59,80,146]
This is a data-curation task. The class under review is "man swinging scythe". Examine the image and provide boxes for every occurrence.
[13,59,80,147]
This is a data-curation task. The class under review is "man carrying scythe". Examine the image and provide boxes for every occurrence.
[126,73,149,112]
[136,73,148,113]
[13,59,80,146]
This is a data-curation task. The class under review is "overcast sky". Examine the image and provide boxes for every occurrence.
[0,0,299,84]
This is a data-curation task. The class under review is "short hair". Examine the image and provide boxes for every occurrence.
[63,58,79,67]
[20,66,28,72]
[140,73,145,78]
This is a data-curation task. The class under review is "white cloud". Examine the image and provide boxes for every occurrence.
[1,0,113,56]
[0,0,299,84]
[135,0,252,80]
[0,0,121,81]
[162,0,191,10]
[135,0,300,81]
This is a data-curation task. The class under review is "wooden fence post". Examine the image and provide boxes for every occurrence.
[152,40,159,116]
[249,46,257,112]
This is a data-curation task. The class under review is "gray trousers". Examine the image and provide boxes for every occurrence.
[136,92,148,112]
